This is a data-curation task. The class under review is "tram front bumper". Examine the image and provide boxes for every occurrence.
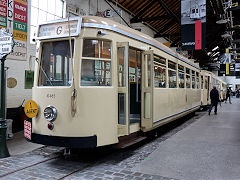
[27,133,97,149]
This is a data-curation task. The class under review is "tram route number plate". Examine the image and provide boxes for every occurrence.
[24,120,31,140]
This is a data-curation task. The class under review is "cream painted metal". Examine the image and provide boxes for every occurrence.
[200,70,227,106]
[31,16,202,148]
[200,70,211,106]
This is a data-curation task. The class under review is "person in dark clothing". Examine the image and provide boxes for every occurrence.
[209,86,220,115]
[225,87,232,104]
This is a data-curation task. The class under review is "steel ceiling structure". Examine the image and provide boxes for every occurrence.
[107,0,240,69]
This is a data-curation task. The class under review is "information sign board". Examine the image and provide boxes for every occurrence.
[0,28,14,59]
[0,0,28,61]
[37,17,82,39]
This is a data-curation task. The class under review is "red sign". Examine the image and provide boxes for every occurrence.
[24,120,31,140]
[195,20,202,50]
[13,1,27,24]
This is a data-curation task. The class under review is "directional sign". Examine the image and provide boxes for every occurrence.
[0,28,14,59]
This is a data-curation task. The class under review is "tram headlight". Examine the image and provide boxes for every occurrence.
[44,106,57,121]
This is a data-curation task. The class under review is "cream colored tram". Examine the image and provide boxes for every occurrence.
[200,70,212,106]
[222,81,227,100]
[28,16,201,148]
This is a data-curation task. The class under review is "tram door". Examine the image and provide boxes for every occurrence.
[129,48,142,130]
[141,50,153,130]
[117,42,129,136]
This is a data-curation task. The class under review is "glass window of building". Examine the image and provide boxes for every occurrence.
[81,39,112,86]
[178,64,185,88]
[154,55,166,88]
[168,60,177,88]
[31,0,65,43]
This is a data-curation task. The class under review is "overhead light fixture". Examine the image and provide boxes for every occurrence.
[211,51,220,57]
[212,46,219,51]
[221,33,232,38]
[216,14,228,24]
[216,19,228,24]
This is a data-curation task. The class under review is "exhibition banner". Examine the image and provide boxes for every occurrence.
[0,0,27,60]
[181,0,206,50]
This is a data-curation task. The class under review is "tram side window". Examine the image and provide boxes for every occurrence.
[192,70,195,89]
[168,60,177,88]
[205,78,208,89]
[39,40,74,86]
[186,68,191,88]
[196,72,200,89]
[154,55,166,88]
[118,47,125,87]
[82,39,111,59]
[201,75,204,89]
[81,39,112,86]
[178,64,185,88]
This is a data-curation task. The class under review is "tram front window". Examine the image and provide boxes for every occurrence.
[38,40,74,86]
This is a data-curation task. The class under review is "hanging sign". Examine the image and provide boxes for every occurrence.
[181,0,206,50]
[0,28,14,59]
[0,0,28,61]
[25,70,34,89]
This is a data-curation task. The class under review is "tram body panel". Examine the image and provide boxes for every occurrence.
[32,81,118,147]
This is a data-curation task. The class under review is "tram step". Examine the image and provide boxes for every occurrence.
[114,135,147,149]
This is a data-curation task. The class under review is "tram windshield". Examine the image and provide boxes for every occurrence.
[38,40,74,86]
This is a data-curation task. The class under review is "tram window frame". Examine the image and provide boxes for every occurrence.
[196,72,200,89]
[201,75,204,89]
[186,68,191,88]
[192,70,196,89]
[168,60,177,88]
[38,40,74,87]
[118,46,126,87]
[205,78,208,89]
[178,64,185,88]
[154,55,166,88]
[81,39,112,87]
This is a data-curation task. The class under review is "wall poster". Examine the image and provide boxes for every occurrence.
[181,0,206,50]
[0,0,27,61]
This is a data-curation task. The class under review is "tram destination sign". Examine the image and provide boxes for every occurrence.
[37,17,82,39]
[0,28,14,59]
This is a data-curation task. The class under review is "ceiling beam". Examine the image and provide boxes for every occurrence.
[130,0,180,24]
[227,5,240,11]
[130,15,172,23]
[170,38,181,47]
[155,0,180,24]
[154,19,176,38]
[161,33,181,38]
[130,0,156,23]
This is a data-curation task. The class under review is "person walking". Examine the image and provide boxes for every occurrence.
[209,86,220,115]
[225,87,232,104]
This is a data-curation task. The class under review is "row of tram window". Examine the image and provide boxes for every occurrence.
[153,55,200,89]
[39,39,201,89]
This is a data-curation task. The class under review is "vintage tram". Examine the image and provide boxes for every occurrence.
[25,16,225,148]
